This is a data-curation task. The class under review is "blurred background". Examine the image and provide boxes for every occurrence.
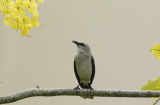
[0,0,160,105]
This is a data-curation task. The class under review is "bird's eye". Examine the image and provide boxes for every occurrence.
[79,43,86,47]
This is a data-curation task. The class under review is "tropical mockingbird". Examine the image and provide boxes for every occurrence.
[72,41,95,98]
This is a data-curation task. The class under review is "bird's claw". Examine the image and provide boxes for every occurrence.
[89,87,94,92]
[73,85,80,91]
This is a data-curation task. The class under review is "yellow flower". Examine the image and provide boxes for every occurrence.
[36,0,44,3]
[21,28,29,36]
[7,0,16,6]
[18,22,23,30]
[4,14,16,25]
[32,19,40,26]
[16,0,21,7]
[23,16,31,23]
[21,0,30,8]
[29,8,37,14]
[26,23,34,29]
[31,13,40,26]
[17,8,25,17]
[0,0,44,36]
[30,0,38,9]
[12,21,18,29]
[4,17,12,25]
[0,1,7,11]
[2,5,17,15]
[33,12,39,20]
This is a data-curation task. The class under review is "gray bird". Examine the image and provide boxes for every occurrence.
[72,41,95,98]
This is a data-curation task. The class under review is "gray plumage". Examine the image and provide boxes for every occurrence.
[72,41,95,99]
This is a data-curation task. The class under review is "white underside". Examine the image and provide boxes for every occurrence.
[75,55,92,86]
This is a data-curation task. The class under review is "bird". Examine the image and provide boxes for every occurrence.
[72,40,95,99]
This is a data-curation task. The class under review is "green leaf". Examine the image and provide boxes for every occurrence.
[153,98,160,105]
[151,44,160,60]
[141,77,160,90]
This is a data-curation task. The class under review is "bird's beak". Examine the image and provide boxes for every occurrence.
[72,40,79,45]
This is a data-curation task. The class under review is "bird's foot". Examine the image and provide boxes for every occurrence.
[89,86,94,92]
[73,85,80,91]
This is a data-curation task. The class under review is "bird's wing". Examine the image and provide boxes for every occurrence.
[90,56,95,85]
[74,60,81,84]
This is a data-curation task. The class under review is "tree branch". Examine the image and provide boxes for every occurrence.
[0,88,160,104]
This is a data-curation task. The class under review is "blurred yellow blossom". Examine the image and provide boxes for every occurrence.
[0,0,44,36]
[21,28,29,36]
[37,0,44,3]
[12,21,18,29]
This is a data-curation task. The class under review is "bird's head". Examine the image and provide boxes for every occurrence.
[72,40,91,55]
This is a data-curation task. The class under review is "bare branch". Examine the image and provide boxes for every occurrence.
[0,88,160,104]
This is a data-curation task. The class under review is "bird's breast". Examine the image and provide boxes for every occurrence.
[75,55,92,85]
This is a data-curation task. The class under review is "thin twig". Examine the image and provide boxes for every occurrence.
[153,97,160,105]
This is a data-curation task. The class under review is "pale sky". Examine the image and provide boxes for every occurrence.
[0,0,160,105]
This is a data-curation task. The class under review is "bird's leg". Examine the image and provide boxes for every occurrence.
[89,87,94,92]
[89,87,94,91]
[88,84,94,92]
[73,85,80,91]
